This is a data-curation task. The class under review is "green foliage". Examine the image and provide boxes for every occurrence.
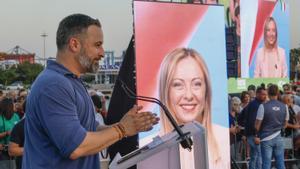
[291,48,300,64]
[0,68,17,85]
[16,61,44,84]
[0,61,43,85]
[290,48,300,80]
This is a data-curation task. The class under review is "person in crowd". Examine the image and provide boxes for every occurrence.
[8,100,26,169]
[91,94,105,127]
[292,84,298,94]
[230,97,241,136]
[282,94,300,136]
[96,90,107,118]
[255,84,288,169]
[0,91,4,102]
[229,96,246,163]
[240,91,250,111]
[295,86,300,97]
[88,90,107,118]
[159,48,230,169]
[6,91,17,102]
[248,84,256,92]
[291,95,300,115]
[280,93,300,166]
[238,87,267,169]
[283,83,300,106]
[229,97,241,150]
[23,14,159,169]
[254,17,287,78]
[90,94,109,168]
[283,83,292,94]
[17,89,27,98]
[14,102,24,119]
[0,97,20,168]
[247,85,257,101]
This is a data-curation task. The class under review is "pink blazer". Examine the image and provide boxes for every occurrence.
[254,47,287,78]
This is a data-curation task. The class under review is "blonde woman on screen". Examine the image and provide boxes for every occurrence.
[158,48,230,169]
[254,17,287,78]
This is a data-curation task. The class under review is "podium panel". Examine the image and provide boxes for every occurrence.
[110,122,208,169]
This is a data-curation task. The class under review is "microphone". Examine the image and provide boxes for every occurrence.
[118,79,193,151]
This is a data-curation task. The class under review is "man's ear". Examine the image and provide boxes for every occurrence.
[69,37,81,53]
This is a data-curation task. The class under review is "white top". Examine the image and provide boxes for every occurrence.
[292,104,300,114]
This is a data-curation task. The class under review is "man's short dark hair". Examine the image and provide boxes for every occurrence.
[248,84,256,91]
[260,83,266,90]
[268,84,279,97]
[56,13,101,50]
[256,86,265,93]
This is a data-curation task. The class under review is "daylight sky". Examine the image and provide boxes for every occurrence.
[0,0,133,61]
[0,0,299,63]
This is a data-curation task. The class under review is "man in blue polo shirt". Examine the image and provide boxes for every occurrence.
[23,14,159,169]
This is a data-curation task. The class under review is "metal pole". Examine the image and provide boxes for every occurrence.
[41,32,48,67]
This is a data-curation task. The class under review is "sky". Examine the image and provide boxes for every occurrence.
[0,0,133,62]
[0,0,299,64]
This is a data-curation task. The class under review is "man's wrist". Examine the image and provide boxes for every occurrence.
[117,123,127,137]
[112,125,123,140]
[112,123,127,140]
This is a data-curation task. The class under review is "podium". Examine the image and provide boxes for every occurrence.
[109,122,208,169]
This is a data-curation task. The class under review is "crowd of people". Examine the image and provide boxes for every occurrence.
[0,88,109,169]
[4,82,300,169]
[229,83,300,169]
[0,89,26,169]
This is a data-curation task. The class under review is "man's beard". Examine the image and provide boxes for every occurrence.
[76,48,99,73]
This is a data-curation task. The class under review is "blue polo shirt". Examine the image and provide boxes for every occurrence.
[23,60,99,169]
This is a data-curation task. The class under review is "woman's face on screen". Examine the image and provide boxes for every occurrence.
[169,56,206,123]
[265,20,277,46]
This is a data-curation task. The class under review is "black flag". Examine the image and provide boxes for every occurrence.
[106,36,137,169]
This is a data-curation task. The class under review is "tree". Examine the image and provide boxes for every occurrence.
[290,48,300,81]
[16,61,43,84]
[0,68,17,85]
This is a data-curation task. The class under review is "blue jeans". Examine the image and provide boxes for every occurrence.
[247,136,262,169]
[261,134,285,169]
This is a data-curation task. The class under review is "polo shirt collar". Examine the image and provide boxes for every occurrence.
[46,60,79,78]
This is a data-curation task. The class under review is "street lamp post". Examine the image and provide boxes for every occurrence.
[41,32,48,67]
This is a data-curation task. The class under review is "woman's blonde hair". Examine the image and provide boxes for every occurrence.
[263,17,278,48]
[158,47,220,162]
